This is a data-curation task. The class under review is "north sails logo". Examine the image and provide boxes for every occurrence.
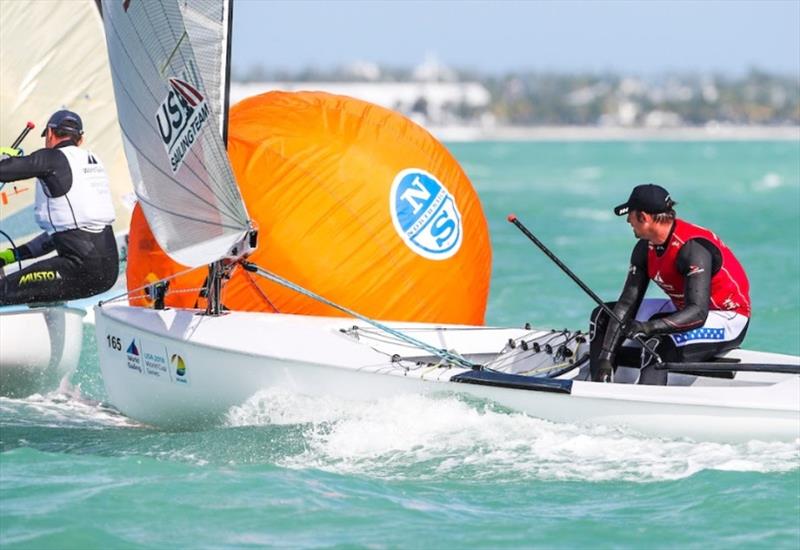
[155,77,210,173]
[389,169,462,260]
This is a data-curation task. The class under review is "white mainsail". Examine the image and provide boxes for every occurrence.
[100,0,249,267]
[0,0,134,242]
[181,0,234,142]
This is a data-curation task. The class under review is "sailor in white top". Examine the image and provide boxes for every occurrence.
[0,110,118,305]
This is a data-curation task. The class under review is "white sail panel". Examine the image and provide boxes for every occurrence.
[181,0,232,141]
[101,0,248,267]
[0,0,134,241]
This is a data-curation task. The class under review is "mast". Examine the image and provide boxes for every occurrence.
[205,0,239,315]
[221,0,233,146]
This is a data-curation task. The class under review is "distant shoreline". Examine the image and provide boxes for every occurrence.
[429,125,800,142]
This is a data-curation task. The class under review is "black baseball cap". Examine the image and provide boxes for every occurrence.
[614,184,673,216]
[41,110,83,137]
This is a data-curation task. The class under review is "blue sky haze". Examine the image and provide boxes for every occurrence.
[232,0,800,76]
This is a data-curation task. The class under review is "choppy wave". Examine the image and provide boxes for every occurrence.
[226,389,800,483]
[752,172,785,191]
[0,385,139,430]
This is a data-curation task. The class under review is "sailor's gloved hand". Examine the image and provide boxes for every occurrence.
[0,146,22,160]
[0,248,16,267]
[625,319,653,340]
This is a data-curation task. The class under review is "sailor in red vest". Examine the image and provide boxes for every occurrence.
[589,184,751,384]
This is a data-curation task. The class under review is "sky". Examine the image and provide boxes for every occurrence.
[231,0,800,76]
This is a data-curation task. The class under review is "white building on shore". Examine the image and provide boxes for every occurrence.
[229,81,492,127]
[231,54,492,127]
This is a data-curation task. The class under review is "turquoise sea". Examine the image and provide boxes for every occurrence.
[2,141,799,548]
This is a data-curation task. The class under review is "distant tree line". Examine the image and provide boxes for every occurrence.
[233,65,800,127]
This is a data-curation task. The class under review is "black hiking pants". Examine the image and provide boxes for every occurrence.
[0,226,118,306]
[589,302,749,384]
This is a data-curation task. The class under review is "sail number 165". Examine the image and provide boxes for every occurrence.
[107,334,122,351]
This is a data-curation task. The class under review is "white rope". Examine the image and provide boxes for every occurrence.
[246,263,476,370]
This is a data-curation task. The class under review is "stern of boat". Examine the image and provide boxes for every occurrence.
[0,305,85,397]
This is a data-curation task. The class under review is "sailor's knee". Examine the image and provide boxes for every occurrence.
[95,264,119,295]
[589,302,616,341]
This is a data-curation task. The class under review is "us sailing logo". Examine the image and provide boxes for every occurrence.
[155,77,210,173]
[389,168,462,260]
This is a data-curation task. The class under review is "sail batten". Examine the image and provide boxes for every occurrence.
[101,0,248,267]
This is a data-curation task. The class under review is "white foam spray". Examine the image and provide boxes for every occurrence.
[225,388,800,483]
[0,384,140,430]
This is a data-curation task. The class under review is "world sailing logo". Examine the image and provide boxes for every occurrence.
[389,169,462,260]
[125,338,142,373]
[155,77,210,173]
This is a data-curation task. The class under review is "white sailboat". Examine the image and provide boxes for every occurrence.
[93,0,800,442]
[0,0,131,396]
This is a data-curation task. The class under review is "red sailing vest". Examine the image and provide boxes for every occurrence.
[647,219,751,317]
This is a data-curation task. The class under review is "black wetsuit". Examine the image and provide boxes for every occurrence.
[0,142,118,305]
[590,228,748,382]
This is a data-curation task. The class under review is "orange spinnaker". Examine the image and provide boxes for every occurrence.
[127,91,491,324]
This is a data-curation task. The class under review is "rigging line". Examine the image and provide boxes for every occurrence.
[350,326,516,354]
[530,330,571,347]
[352,325,514,333]
[106,9,245,218]
[344,326,486,351]
[241,268,280,313]
[143,0,245,213]
[245,263,477,370]
[346,330,443,352]
[99,262,203,305]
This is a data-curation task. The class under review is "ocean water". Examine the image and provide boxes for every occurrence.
[2,141,799,549]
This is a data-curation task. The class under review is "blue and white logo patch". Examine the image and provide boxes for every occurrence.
[389,168,462,260]
[671,327,725,346]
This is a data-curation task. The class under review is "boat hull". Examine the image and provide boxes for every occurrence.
[94,304,800,441]
[0,305,85,397]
